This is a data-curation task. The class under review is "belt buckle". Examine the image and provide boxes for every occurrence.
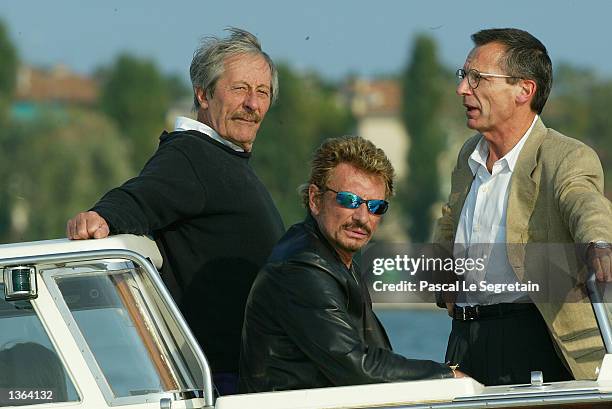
[460,305,479,321]
[472,305,479,320]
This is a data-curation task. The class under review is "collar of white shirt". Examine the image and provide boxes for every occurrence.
[173,116,245,152]
[468,114,539,176]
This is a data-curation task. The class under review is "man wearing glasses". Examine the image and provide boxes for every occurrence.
[240,136,465,393]
[435,28,612,385]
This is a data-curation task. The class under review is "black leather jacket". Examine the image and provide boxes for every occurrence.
[239,215,453,393]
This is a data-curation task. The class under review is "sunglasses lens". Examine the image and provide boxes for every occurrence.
[333,190,388,214]
[336,192,360,209]
[368,200,389,215]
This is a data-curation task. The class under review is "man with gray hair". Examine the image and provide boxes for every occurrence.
[66,27,285,394]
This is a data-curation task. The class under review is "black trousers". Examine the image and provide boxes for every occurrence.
[445,304,572,386]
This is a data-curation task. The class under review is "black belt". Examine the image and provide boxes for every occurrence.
[453,303,536,321]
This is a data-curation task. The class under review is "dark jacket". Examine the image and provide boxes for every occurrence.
[239,215,453,392]
[93,130,285,373]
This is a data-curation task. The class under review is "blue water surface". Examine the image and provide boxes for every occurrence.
[375,309,451,363]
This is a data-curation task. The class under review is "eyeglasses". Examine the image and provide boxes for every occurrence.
[456,68,520,89]
[324,187,389,215]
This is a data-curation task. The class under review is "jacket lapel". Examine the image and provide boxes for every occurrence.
[450,137,479,233]
[506,118,547,279]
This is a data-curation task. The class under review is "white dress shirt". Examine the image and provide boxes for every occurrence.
[174,116,244,152]
[455,115,538,305]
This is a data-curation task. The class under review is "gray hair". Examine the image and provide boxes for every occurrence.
[190,27,278,110]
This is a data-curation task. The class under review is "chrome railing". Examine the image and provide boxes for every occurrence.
[587,273,612,354]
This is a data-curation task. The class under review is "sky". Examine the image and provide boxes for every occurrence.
[1,0,611,83]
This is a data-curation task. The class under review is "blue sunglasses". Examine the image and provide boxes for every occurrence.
[324,187,389,215]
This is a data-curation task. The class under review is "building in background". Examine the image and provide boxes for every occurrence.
[12,65,99,120]
[342,78,410,242]
[345,78,409,180]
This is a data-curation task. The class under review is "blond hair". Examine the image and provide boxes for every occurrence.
[300,136,395,209]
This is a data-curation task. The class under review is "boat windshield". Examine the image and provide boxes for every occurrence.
[0,283,80,406]
[45,259,204,401]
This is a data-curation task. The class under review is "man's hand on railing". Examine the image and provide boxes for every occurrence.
[66,211,110,240]
[587,241,612,282]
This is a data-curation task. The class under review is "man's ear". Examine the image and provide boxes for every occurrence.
[516,79,536,106]
[308,184,321,216]
[195,86,209,110]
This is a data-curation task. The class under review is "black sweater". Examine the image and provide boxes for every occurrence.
[93,130,285,373]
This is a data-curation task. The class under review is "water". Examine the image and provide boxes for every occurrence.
[375,308,451,363]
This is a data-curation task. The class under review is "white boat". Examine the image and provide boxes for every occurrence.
[1,234,611,408]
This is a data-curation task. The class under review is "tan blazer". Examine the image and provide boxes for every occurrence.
[434,118,612,379]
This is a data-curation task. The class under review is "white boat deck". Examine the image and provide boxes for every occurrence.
[216,357,612,409]
[216,377,484,409]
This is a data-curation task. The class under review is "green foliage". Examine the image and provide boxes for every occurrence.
[543,64,595,140]
[544,63,612,195]
[400,34,447,242]
[99,54,170,170]
[0,110,131,242]
[164,73,192,102]
[0,19,18,125]
[251,63,354,226]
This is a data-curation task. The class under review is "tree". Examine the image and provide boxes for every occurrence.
[251,63,354,225]
[400,34,447,242]
[164,73,192,102]
[0,109,132,242]
[544,63,612,196]
[543,63,595,142]
[0,19,18,236]
[99,54,170,170]
[0,19,18,125]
